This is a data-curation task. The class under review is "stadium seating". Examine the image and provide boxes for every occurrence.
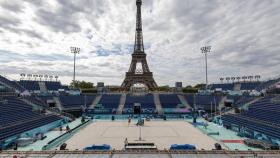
[124,94,155,113]
[255,78,280,91]
[23,96,49,107]
[233,96,257,107]
[0,97,39,127]
[0,115,61,141]
[209,83,234,91]
[244,96,280,124]
[222,96,280,140]
[0,97,61,141]
[95,94,121,114]
[0,75,25,92]
[59,95,96,108]
[45,81,69,91]
[184,94,221,110]
[159,94,181,108]
[222,114,280,139]
[18,80,40,91]
[18,80,69,92]
[226,95,241,103]
[240,82,261,90]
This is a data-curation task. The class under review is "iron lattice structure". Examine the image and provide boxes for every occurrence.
[121,0,158,91]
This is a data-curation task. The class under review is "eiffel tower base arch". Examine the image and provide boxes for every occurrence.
[121,72,158,91]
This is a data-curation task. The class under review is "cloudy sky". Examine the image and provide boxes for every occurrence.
[0,0,279,86]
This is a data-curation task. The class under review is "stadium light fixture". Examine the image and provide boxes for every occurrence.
[226,77,230,83]
[27,74,32,80]
[231,77,235,83]
[20,73,25,80]
[248,76,253,82]
[44,75,48,81]
[201,46,211,89]
[49,75,53,81]
[220,77,224,83]
[242,76,247,82]
[39,75,43,81]
[255,75,261,81]
[70,47,80,87]
[236,77,241,83]
[55,76,59,82]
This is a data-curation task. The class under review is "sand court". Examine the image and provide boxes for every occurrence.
[65,120,218,150]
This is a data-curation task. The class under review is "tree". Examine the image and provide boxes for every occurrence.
[157,85,170,91]
[194,84,206,90]
[70,80,94,89]
[183,85,198,93]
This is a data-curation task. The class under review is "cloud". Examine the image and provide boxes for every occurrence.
[0,1,24,13]
[35,9,82,33]
[0,0,279,86]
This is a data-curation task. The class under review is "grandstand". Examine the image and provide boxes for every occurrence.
[0,64,280,157]
[0,96,64,146]
[124,94,156,114]
[18,80,69,92]
[184,94,222,111]
[59,95,96,109]
[96,94,121,114]
[209,83,234,91]
[220,95,280,144]
[0,0,280,156]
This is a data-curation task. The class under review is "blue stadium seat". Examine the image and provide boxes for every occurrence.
[159,94,181,108]
[124,94,155,114]
[18,81,40,91]
[209,83,234,91]
[222,96,280,140]
[45,81,69,91]
[96,94,121,114]
[0,97,61,141]
[0,75,25,92]
[59,95,96,108]
[240,82,261,90]
[184,94,221,110]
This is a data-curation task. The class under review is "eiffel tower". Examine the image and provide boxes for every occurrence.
[121,0,158,91]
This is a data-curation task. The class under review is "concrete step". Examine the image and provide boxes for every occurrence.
[153,93,164,115]
[177,94,191,109]
[89,95,102,109]
[117,93,127,114]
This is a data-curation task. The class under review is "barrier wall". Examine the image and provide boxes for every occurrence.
[43,119,92,150]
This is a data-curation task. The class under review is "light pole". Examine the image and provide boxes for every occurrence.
[70,47,80,87]
[201,46,211,89]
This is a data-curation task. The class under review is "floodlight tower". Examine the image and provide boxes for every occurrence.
[70,47,80,87]
[201,46,211,89]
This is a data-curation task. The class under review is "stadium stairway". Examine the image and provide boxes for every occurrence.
[53,96,63,111]
[38,81,47,92]
[22,96,75,120]
[20,97,44,111]
[219,96,227,109]
[116,93,126,114]
[89,94,102,109]
[221,97,263,115]
[153,93,164,115]
[177,94,191,109]
[241,97,263,108]
[233,83,241,91]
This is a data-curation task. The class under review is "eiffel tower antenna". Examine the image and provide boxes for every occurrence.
[121,0,158,91]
